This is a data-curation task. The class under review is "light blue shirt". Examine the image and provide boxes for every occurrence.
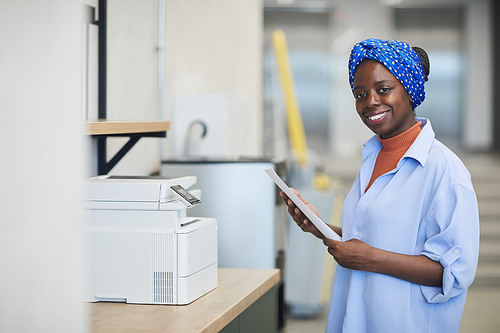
[326,118,480,333]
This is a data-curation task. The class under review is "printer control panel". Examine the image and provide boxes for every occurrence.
[170,185,201,207]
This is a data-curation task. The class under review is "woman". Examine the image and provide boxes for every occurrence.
[281,38,480,332]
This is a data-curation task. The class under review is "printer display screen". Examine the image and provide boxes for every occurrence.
[171,185,201,205]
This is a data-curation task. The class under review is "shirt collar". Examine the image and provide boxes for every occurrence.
[405,117,434,166]
[362,117,435,166]
[362,134,382,160]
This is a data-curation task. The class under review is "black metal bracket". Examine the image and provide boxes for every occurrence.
[93,132,166,175]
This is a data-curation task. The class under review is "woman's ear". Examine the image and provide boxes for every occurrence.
[409,95,415,113]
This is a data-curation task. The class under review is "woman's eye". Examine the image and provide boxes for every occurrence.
[355,93,365,99]
[380,87,391,93]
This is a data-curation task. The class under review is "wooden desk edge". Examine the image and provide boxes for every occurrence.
[203,268,280,333]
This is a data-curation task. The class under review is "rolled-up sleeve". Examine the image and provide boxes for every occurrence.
[420,183,480,303]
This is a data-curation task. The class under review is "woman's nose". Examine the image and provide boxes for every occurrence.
[366,92,381,108]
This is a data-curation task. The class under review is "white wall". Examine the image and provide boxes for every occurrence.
[0,1,87,332]
[163,0,263,159]
[99,0,263,176]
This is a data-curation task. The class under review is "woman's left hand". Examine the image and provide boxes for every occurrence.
[323,238,376,271]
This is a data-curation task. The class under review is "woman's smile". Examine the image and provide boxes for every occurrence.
[365,110,389,124]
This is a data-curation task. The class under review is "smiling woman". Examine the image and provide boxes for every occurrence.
[280,38,480,333]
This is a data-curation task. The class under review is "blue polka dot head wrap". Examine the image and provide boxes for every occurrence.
[348,38,426,109]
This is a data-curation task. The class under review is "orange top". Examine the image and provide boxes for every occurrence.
[365,121,422,192]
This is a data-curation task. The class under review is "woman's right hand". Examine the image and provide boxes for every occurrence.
[280,189,325,239]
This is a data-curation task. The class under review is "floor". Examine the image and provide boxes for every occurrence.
[281,152,500,333]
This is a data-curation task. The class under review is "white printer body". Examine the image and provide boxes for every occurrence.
[86,175,217,305]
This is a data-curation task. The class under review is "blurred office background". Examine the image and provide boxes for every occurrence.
[1,0,499,331]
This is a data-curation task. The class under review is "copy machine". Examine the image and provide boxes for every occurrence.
[85,175,217,305]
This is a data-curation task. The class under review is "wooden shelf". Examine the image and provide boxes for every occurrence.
[86,120,170,174]
[89,268,280,333]
[87,120,170,136]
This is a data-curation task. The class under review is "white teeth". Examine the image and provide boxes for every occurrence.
[368,112,387,121]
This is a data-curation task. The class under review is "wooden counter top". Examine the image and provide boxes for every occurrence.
[87,120,170,136]
[90,268,280,333]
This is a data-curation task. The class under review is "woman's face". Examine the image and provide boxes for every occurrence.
[352,59,415,139]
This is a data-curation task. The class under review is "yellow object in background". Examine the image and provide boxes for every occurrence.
[272,29,309,168]
[312,172,332,191]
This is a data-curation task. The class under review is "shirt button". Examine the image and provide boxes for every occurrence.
[354,232,359,237]
[454,249,460,254]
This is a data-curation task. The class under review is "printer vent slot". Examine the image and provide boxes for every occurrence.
[152,233,174,304]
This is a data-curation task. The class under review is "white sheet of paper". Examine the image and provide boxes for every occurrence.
[264,168,341,241]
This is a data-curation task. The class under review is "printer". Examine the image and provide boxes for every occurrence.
[85,175,217,305]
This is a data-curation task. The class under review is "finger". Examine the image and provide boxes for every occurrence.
[290,188,307,203]
[302,219,311,231]
[288,188,300,199]
[281,193,297,210]
[294,208,305,221]
[289,208,302,225]
[323,238,341,248]
[280,192,291,206]
[281,193,295,208]
[297,219,306,231]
